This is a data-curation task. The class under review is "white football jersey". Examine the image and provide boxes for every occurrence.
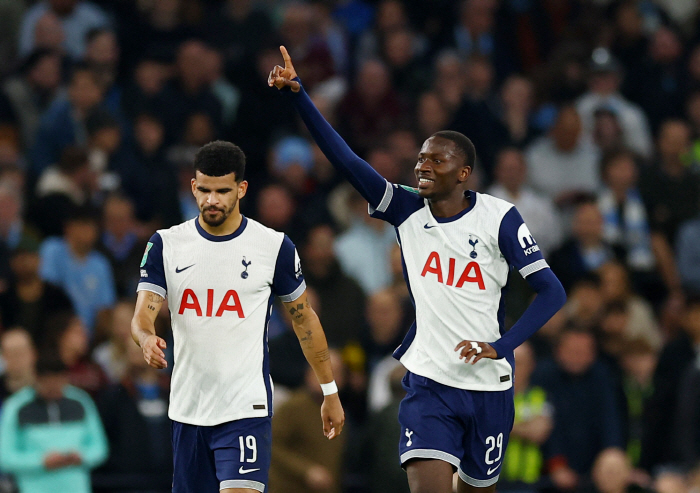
[137,216,305,426]
[371,185,549,391]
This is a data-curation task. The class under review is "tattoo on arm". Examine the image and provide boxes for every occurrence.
[147,293,164,303]
[300,330,313,348]
[315,348,330,362]
[288,300,309,321]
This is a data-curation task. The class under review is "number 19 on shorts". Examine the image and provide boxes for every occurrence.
[239,435,257,463]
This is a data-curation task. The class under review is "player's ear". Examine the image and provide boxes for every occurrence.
[237,180,248,199]
[191,178,197,196]
[459,166,471,183]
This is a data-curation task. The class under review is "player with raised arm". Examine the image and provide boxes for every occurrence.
[269,47,566,493]
[131,141,344,493]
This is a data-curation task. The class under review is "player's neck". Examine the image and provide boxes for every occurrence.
[198,209,243,236]
[428,189,471,218]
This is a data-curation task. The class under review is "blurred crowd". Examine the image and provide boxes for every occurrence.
[1,0,700,492]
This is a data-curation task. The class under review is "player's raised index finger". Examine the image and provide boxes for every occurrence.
[280,45,292,67]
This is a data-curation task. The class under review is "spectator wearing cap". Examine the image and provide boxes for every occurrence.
[18,0,109,60]
[0,49,63,150]
[576,48,653,159]
[31,146,97,237]
[0,355,108,493]
[0,235,73,346]
[30,64,106,175]
[39,206,116,338]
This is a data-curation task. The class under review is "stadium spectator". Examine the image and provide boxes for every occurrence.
[255,183,302,245]
[92,300,131,384]
[39,206,116,337]
[19,0,109,60]
[416,91,451,141]
[502,341,552,485]
[121,53,172,120]
[202,46,240,130]
[674,354,700,468]
[493,75,540,151]
[362,289,405,373]
[525,106,601,204]
[30,65,105,175]
[204,0,273,88]
[618,339,657,469]
[676,214,700,295]
[0,235,73,346]
[301,224,366,349]
[564,274,605,332]
[337,59,408,153]
[382,28,431,100]
[0,328,37,403]
[83,28,121,116]
[94,336,171,490]
[576,48,653,159]
[268,349,346,493]
[598,262,661,351]
[31,146,96,237]
[549,200,621,291]
[643,296,700,470]
[0,49,62,150]
[84,108,125,191]
[640,119,700,248]
[487,147,562,254]
[363,363,410,493]
[44,311,107,396]
[97,194,146,299]
[335,189,395,294]
[0,181,38,254]
[593,107,626,155]
[586,448,649,493]
[532,328,624,490]
[153,39,222,145]
[270,135,315,198]
[0,355,108,493]
[127,113,181,227]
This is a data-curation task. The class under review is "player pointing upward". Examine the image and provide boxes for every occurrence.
[270,47,565,493]
[131,141,344,493]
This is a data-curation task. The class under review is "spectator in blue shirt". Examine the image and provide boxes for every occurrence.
[39,206,116,339]
[18,0,109,60]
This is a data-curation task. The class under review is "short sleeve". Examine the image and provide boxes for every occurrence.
[273,236,306,302]
[498,207,549,278]
[136,233,167,298]
[369,183,424,226]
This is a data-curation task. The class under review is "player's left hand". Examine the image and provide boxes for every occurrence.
[320,393,345,440]
[454,340,498,364]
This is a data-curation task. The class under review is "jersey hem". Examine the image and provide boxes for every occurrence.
[401,362,513,392]
[220,480,265,492]
[169,409,270,426]
[458,468,500,487]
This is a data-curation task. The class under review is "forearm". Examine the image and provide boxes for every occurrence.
[490,269,566,357]
[292,310,334,385]
[131,291,162,346]
[651,233,681,291]
[289,81,388,208]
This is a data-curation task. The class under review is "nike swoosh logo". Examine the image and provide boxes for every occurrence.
[486,465,501,475]
[175,264,195,273]
[424,223,436,229]
[238,467,261,474]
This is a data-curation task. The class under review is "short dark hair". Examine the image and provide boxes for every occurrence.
[431,130,476,170]
[58,146,89,174]
[193,140,246,180]
[36,354,68,376]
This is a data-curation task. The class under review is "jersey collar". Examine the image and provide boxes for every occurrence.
[432,190,477,223]
[195,215,248,242]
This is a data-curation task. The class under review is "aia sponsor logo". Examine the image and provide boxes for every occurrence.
[420,251,485,290]
[178,289,245,318]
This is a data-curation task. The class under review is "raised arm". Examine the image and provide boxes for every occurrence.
[269,46,389,209]
[282,290,345,440]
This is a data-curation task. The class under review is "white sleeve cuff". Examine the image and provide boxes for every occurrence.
[369,181,393,214]
[136,282,167,298]
[519,259,549,278]
[279,280,306,303]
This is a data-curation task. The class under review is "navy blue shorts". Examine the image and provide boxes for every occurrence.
[398,371,515,488]
[172,417,271,492]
